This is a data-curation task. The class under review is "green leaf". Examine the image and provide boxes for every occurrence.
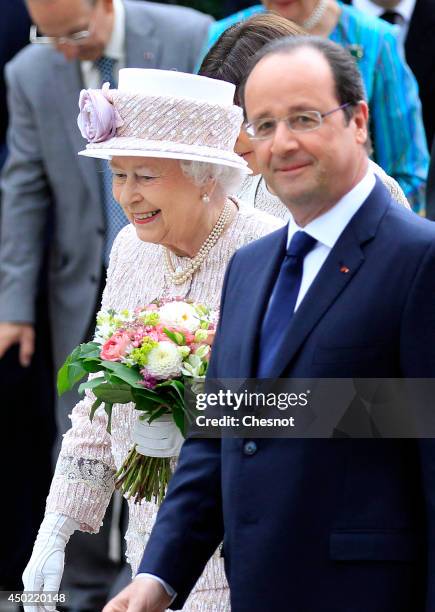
[101,361,144,388]
[93,382,133,404]
[90,398,103,422]
[104,403,113,434]
[82,360,104,373]
[78,375,106,395]
[57,360,87,396]
[171,403,186,436]
[78,342,101,359]
[163,327,186,345]
[146,407,169,423]
[157,379,185,404]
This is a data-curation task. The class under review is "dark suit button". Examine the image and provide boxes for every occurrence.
[243,441,257,456]
[90,274,98,284]
[97,227,105,236]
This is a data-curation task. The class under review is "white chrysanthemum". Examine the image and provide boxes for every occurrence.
[159,301,199,333]
[145,341,183,379]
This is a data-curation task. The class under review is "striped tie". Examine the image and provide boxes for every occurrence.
[94,56,128,266]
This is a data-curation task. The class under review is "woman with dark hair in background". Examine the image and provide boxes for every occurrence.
[203,2,428,213]
[199,12,410,217]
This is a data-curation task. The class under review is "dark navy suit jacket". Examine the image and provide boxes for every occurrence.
[139,179,435,611]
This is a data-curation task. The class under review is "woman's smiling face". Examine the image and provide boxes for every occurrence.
[110,156,203,247]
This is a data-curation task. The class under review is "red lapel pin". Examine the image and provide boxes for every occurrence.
[340,265,350,274]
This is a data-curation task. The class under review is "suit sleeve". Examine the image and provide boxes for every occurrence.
[370,29,428,213]
[138,253,237,609]
[0,61,51,323]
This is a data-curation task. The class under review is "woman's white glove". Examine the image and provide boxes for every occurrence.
[22,513,79,612]
[133,414,184,457]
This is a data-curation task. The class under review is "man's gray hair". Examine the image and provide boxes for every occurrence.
[180,160,245,195]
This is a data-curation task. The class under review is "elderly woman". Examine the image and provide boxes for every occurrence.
[199,12,411,216]
[22,69,281,610]
[204,1,428,213]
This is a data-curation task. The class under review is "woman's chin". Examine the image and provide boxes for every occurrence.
[238,151,259,174]
[134,224,160,244]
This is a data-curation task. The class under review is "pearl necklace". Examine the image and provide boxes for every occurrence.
[164,199,232,285]
[302,0,329,30]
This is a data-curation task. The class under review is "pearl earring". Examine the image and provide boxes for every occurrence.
[201,193,210,204]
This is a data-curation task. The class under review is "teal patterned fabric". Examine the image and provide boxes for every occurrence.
[205,3,429,213]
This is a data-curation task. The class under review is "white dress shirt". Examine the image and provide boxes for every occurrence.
[353,0,416,43]
[80,0,125,88]
[289,170,376,311]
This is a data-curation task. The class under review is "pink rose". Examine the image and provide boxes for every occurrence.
[100,332,132,361]
[77,85,123,143]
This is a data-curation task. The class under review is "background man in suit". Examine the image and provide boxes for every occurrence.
[0,0,55,594]
[105,36,435,612]
[343,0,435,152]
[0,0,212,609]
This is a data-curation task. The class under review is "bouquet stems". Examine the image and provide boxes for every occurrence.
[114,447,172,504]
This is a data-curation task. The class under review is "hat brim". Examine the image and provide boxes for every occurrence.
[78,141,251,173]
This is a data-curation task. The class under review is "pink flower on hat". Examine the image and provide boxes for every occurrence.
[77,83,124,143]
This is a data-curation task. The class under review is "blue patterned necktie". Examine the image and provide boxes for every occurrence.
[257,231,317,378]
[94,56,128,266]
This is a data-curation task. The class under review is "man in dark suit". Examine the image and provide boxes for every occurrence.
[345,0,435,151]
[105,37,435,612]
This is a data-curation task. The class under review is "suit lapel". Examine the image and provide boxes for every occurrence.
[239,226,288,377]
[53,56,100,198]
[265,178,391,378]
[124,2,162,68]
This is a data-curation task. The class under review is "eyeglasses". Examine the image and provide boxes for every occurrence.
[244,103,352,140]
[29,24,91,45]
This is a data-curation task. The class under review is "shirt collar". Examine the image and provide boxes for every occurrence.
[287,169,376,249]
[104,0,125,61]
[81,0,125,73]
[352,0,416,23]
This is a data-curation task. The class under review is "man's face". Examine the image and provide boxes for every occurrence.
[27,0,114,61]
[244,49,368,215]
[262,0,319,24]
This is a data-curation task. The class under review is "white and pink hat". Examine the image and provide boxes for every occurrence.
[78,68,249,172]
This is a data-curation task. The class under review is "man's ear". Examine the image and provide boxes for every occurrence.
[353,100,369,146]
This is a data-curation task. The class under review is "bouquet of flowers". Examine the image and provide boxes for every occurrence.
[58,299,215,503]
